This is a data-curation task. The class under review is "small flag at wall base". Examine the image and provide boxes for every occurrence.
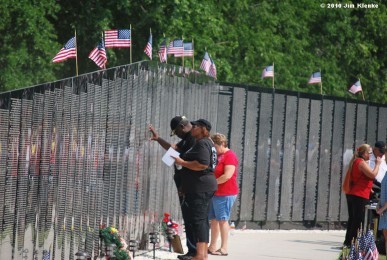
[52,37,76,63]
[262,65,274,78]
[308,72,322,84]
[348,80,362,94]
[42,249,51,260]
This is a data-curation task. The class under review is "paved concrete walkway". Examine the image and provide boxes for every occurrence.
[134,230,345,260]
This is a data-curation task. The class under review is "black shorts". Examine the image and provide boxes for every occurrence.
[182,191,214,243]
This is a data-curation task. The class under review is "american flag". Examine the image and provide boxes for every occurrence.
[167,39,184,55]
[200,52,211,73]
[262,65,274,78]
[358,232,366,254]
[144,33,153,60]
[308,72,322,84]
[174,42,194,57]
[104,29,131,48]
[363,230,379,260]
[348,80,362,94]
[208,58,217,79]
[52,37,76,63]
[347,242,360,260]
[42,250,50,260]
[88,40,107,69]
[158,38,167,63]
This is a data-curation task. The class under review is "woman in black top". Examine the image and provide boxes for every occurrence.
[174,119,217,260]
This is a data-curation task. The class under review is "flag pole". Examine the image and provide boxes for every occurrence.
[130,24,132,64]
[360,78,365,101]
[150,28,152,60]
[164,33,167,64]
[75,30,79,76]
[102,32,106,69]
[319,68,322,95]
[182,35,184,67]
[192,38,195,69]
[272,62,275,89]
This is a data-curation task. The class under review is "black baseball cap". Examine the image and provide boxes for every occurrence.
[191,119,212,131]
[375,141,386,153]
[170,115,188,136]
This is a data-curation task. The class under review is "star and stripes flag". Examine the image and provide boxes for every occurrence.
[104,29,131,48]
[174,42,194,57]
[158,38,167,63]
[308,72,322,84]
[167,39,184,56]
[347,243,358,260]
[88,40,107,69]
[208,58,217,79]
[52,37,77,63]
[42,250,51,260]
[200,52,211,73]
[363,230,379,260]
[348,80,362,94]
[144,33,152,60]
[262,65,274,78]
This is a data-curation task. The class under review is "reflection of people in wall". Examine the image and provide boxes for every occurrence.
[343,144,381,247]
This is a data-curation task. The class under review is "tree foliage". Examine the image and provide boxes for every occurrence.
[0,0,385,103]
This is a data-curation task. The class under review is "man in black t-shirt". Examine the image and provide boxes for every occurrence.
[149,116,196,259]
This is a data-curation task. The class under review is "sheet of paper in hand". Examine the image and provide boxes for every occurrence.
[162,147,180,167]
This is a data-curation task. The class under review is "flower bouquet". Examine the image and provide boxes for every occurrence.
[161,213,183,253]
[99,225,131,260]
[161,213,179,241]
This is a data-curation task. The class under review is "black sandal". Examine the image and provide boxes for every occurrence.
[215,249,228,256]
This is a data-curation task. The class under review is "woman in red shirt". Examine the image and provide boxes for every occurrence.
[207,133,239,256]
[343,144,382,247]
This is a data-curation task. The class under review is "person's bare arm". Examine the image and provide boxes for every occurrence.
[217,165,236,184]
[174,157,208,171]
[148,124,178,151]
[359,157,381,179]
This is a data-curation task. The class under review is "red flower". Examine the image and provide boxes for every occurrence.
[164,213,170,218]
[163,217,169,223]
[171,223,178,228]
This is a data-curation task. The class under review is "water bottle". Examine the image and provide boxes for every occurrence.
[230,221,235,236]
